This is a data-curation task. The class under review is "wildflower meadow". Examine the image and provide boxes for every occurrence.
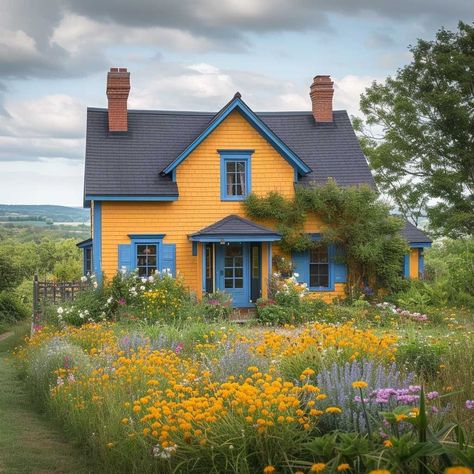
[15,271,474,474]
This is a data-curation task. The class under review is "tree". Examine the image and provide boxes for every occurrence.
[354,21,474,238]
[0,253,23,292]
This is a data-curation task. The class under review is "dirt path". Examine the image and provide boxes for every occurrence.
[0,322,92,474]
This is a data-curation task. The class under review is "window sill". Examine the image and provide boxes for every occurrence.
[221,196,247,201]
[309,287,334,292]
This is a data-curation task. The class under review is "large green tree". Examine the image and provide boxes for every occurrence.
[354,21,474,237]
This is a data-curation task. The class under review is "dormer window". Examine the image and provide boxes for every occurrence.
[220,150,252,201]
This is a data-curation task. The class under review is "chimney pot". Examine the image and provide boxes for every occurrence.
[106,67,130,132]
[310,75,334,123]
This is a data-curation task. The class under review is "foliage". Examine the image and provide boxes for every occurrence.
[0,253,23,291]
[396,339,446,379]
[245,180,409,292]
[355,22,474,237]
[200,291,233,321]
[256,272,328,325]
[424,238,474,308]
[0,292,29,328]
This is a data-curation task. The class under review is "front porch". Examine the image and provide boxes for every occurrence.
[190,215,281,307]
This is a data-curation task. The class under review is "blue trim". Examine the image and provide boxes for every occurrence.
[403,255,410,278]
[268,242,272,284]
[92,202,102,282]
[192,241,198,257]
[85,195,178,202]
[220,151,252,201]
[418,248,424,278]
[409,242,432,248]
[161,96,311,176]
[128,234,166,240]
[201,243,206,294]
[77,238,92,249]
[190,235,281,243]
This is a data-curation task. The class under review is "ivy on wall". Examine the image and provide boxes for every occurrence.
[244,179,409,292]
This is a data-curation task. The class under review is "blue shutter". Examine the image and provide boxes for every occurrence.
[118,244,133,272]
[292,250,309,284]
[161,244,176,277]
[333,245,347,283]
[403,255,409,278]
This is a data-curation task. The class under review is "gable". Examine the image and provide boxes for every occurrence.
[161,94,311,178]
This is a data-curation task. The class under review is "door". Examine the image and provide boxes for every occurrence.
[216,243,250,307]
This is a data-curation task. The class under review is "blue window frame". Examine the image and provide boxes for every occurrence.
[220,151,252,201]
[84,247,93,275]
[136,244,158,277]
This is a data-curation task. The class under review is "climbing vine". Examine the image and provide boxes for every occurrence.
[244,179,409,293]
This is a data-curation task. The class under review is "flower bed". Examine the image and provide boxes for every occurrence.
[17,319,474,474]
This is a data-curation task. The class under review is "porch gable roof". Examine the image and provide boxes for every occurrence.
[189,214,281,242]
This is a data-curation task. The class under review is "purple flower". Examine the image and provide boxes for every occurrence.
[466,400,474,409]
[118,298,126,306]
[427,391,439,400]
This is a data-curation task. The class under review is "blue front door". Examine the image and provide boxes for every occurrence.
[216,243,250,307]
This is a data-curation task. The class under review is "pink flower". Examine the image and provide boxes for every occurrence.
[118,298,126,306]
[174,343,184,354]
[466,400,474,409]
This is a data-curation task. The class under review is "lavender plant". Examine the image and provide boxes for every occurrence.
[312,359,416,432]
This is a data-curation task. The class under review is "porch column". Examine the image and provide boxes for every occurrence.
[261,242,272,299]
[197,242,204,300]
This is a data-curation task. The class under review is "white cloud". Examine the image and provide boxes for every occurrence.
[333,74,380,116]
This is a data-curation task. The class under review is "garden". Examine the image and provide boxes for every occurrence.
[15,240,474,474]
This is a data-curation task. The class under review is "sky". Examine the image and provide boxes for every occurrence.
[0,0,472,207]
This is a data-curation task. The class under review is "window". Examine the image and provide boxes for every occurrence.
[224,244,244,289]
[220,151,252,200]
[136,244,158,277]
[309,244,329,288]
[84,247,93,275]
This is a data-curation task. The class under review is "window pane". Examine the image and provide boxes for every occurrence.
[225,279,233,289]
[137,256,147,266]
[148,256,157,266]
[235,278,243,288]
[226,161,236,172]
[137,245,147,255]
[138,267,147,277]
[225,268,233,278]
[235,268,243,278]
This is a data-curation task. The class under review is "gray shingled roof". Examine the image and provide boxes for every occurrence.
[401,221,433,243]
[84,105,375,199]
[190,215,281,238]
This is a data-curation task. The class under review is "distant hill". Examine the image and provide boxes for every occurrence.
[0,204,90,223]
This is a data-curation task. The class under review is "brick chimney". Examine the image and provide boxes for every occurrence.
[106,67,130,132]
[310,75,334,123]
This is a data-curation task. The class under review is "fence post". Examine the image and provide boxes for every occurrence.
[32,274,39,335]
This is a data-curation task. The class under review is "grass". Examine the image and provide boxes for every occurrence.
[0,320,92,473]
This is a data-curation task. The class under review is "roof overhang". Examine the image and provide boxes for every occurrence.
[84,194,178,206]
[161,93,312,177]
[77,238,93,248]
[189,234,281,243]
[408,242,432,248]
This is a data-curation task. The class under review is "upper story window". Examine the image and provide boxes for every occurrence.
[309,244,329,289]
[220,150,252,201]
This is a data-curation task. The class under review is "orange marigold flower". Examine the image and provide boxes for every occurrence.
[368,470,391,474]
[337,464,350,471]
[263,466,276,474]
[311,463,326,472]
[352,380,368,389]
[445,468,473,474]
[384,440,393,448]
[325,406,342,414]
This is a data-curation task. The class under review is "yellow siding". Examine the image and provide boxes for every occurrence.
[409,249,419,279]
[99,110,346,301]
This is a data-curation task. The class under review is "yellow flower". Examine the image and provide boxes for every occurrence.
[368,471,391,474]
[352,380,368,389]
[445,468,473,474]
[326,406,342,414]
[337,464,350,471]
[263,466,276,474]
[121,417,129,424]
[106,442,114,448]
[311,463,326,472]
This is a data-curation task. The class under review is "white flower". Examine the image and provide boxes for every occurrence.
[120,266,127,274]
[107,297,113,304]
[293,272,299,278]
[141,277,147,283]
[93,281,98,289]
[80,276,87,282]
[57,307,64,315]
[148,275,154,282]
[140,285,145,291]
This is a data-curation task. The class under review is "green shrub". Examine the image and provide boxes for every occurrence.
[396,339,446,379]
[255,300,291,325]
[0,292,29,326]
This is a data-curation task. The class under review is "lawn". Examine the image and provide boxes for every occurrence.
[0,321,91,474]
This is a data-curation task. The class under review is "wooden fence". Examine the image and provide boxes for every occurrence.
[32,275,89,328]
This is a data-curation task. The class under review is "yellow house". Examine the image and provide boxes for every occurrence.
[78,68,431,307]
